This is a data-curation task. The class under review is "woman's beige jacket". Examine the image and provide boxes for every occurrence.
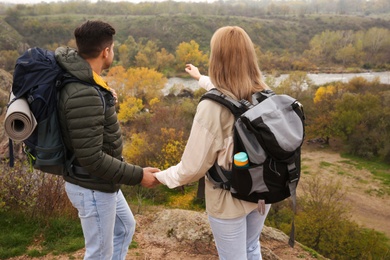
[155,76,257,219]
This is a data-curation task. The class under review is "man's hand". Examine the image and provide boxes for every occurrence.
[110,88,118,103]
[141,167,160,188]
[185,64,201,81]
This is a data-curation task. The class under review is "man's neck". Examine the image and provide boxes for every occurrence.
[86,58,103,75]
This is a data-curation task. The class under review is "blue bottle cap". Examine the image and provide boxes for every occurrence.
[234,152,248,162]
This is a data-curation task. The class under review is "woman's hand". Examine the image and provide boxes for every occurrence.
[185,64,201,81]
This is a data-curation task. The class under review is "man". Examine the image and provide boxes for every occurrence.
[55,20,160,260]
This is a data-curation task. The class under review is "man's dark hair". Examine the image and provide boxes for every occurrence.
[74,20,116,59]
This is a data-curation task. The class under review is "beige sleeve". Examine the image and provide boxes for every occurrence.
[155,100,232,188]
[198,75,215,91]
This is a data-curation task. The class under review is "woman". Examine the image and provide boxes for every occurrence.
[154,26,271,260]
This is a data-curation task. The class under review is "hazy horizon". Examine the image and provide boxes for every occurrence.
[0,0,216,4]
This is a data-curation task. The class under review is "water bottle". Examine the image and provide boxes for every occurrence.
[234,152,249,168]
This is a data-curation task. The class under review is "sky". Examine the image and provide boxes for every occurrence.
[1,0,216,4]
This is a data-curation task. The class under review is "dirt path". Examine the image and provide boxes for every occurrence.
[301,144,390,237]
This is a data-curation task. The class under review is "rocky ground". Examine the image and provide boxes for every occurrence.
[8,208,327,260]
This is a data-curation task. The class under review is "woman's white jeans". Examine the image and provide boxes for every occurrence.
[65,182,135,260]
[208,205,271,260]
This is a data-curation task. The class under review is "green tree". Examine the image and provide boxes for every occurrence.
[118,44,130,68]
[296,176,349,254]
[296,175,390,259]
[363,27,390,64]
[305,30,343,65]
[333,92,383,158]
[276,71,313,100]
[156,48,175,76]
[135,40,159,69]
[0,50,19,71]
[120,36,139,67]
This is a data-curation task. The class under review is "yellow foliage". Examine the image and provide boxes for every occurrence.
[313,85,336,104]
[105,66,127,101]
[123,132,148,163]
[124,67,167,101]
[105,66,167,104]
[156,128,186,170]
[118,96,143,122]
[149,97,160,107]
[167,189,197,209]
[175,40,208,72]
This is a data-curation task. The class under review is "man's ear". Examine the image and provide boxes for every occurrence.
[102,47,109,59]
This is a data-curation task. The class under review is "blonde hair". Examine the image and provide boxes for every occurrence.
[209,26,269,101]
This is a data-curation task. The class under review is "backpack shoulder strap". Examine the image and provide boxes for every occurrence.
[200,88,248,118]
[251,89,275,105]
[60,76,109,113]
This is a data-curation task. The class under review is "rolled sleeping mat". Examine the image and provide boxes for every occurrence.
[4,93,37,142]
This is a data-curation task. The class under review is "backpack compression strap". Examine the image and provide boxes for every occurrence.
[288,181,297,247]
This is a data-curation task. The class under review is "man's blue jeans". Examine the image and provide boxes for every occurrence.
[65,182,135,260]
[208,205,271,260]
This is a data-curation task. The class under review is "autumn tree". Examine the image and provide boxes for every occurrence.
[122,132,150,167]
[105,65,127,103]
[125,67,167,103]
[308,83,341,144]
[106,65,167,105]
[156,48,175,76]
[154,128,186,170]
[343,76,380,94]
[135,40,159,69]
[175,40,208,74]
[118,96,143,123]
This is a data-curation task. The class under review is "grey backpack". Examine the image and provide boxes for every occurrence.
[200,88,305,247]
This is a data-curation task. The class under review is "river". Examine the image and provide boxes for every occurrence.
[164,71,390,94]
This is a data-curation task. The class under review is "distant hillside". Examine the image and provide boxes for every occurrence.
[0,18,23,51]
[2,11,390,55]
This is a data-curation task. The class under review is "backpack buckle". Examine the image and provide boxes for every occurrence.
[239,99,253,109]
[220,182,231,191]
[287,163,299,183]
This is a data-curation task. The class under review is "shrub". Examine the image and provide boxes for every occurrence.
[0,160,75,219]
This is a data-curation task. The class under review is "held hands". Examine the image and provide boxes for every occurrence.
[141,167,161,188]
[185,64,201,81]
[258,199,266,215]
